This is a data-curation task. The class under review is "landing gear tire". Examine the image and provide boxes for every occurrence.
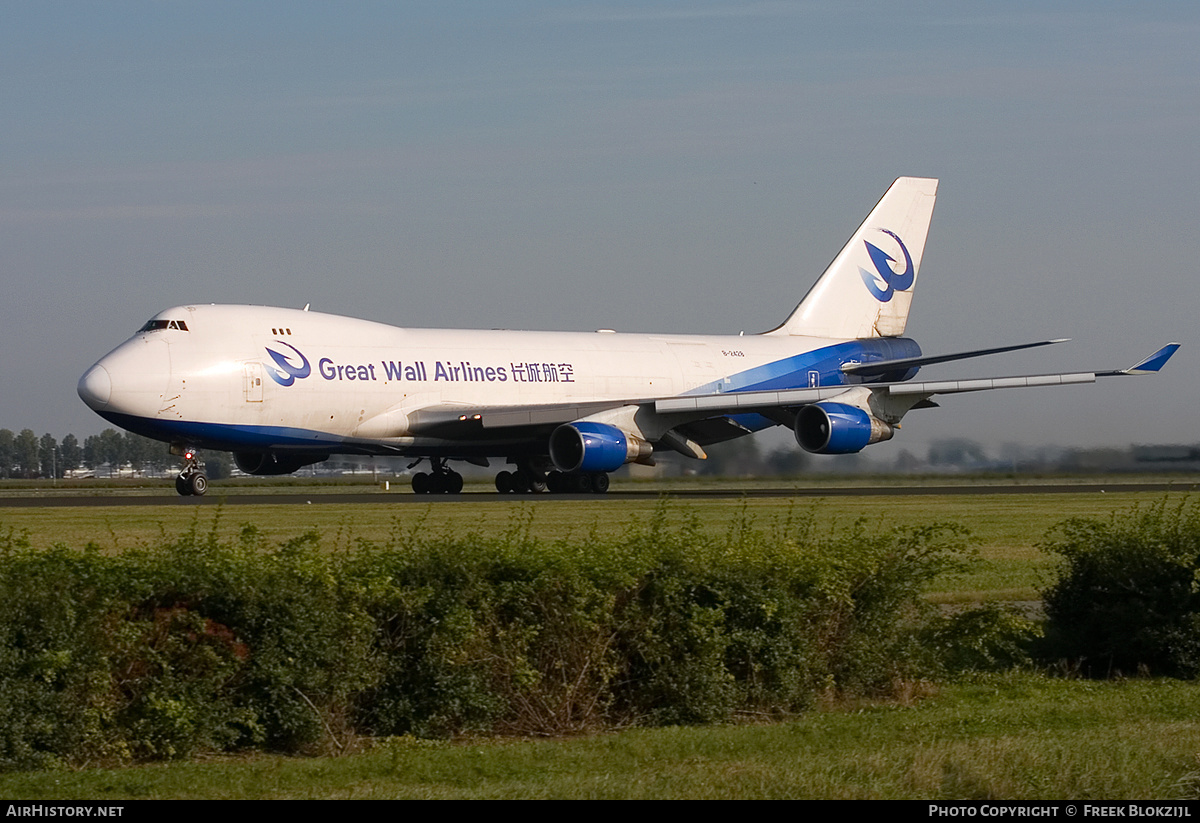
[511,470,531,493]
[412,467,463,495]
[525,471,546,494]
[495,465,549,494]
[175,470,207,496]
[555,472,608,494]
[173,446,206,497]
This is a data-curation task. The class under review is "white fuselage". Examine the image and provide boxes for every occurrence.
[78,303,905,458]
[76,178,944,477]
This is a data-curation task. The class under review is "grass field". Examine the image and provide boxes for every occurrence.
[2,673,1199,799]
[4,476,1200,798]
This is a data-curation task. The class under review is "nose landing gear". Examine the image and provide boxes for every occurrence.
[174,447,208,496]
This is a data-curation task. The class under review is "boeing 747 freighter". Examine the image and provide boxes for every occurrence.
[77,177,1179,495]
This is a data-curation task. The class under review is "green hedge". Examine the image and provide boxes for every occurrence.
[1041,500,1200,677]
[0,508,976,770]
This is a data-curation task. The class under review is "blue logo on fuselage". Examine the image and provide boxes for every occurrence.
[264,341,311,386]
[858,229,914,303]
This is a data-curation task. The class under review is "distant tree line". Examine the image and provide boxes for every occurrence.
[0,428,173,479]
[0,426,1181,482]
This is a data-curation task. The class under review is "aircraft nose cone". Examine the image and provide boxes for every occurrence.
[78,336,170,419]
[78,364,112,409]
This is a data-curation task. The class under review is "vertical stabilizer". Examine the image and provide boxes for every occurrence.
[767,176,938,339]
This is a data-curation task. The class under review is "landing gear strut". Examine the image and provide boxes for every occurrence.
[174,448,208,496]
[410,457,464,495]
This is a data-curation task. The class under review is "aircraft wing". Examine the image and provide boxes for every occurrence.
[397,343,1178,446]
[655,343,1180,414]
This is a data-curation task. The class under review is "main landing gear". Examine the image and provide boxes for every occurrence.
[174,448,208,497]
[495,466,610,495]
[409,457,464,495]
[405,458,611,495]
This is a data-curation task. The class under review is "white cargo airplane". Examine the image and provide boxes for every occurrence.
[78,177,1178,496]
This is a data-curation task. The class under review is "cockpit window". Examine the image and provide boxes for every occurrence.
[138,319,189,332]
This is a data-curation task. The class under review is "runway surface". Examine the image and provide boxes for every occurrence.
[1,482,1196,507]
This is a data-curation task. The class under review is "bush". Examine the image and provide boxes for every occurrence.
[0,518,376,769]
[0,506,976,769]
[0,537,122,770]
[922,604,1039,674]
[127,524,378,752]
[1040,500,1200,678]
[349,532,624,736]
[349,507,971,732]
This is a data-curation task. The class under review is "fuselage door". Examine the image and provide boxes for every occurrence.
[244,362,264,402]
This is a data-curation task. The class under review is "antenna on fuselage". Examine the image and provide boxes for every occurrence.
[303,303,310,312]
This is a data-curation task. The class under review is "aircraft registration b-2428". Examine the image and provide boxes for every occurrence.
[78,177,1179,496]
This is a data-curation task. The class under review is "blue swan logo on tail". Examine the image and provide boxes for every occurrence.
[859,229,914,303]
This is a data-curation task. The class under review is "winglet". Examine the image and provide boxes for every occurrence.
[1114,343,1181,375]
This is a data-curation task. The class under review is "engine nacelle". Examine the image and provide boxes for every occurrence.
[233,451,328,476]
[549,422,651,473]
[794,402,894,454]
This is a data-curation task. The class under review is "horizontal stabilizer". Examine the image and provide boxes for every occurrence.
[841,338,1069,377]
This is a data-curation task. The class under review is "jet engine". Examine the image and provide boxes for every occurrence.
[233,451,328,476]
[549,421,652,473]
[794,402,894,454]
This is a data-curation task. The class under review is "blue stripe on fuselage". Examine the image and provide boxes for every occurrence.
[95,411,346,453]
[688,338,921,395]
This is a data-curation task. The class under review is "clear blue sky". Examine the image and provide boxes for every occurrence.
[2,1,1197,455]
